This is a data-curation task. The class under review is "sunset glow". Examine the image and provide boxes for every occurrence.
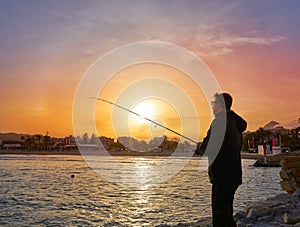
[130,100,156,125]
[1,1,300,140]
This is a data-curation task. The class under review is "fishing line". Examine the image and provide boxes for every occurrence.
[90,97,198,144]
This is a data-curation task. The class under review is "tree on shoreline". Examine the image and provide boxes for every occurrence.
[82,133,89,144]
[242,127,300,151]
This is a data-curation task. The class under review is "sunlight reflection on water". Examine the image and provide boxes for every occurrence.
[0,155,281,226]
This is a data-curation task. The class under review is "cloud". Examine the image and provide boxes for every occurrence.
[212,35,285,46]
[1,1,287,64]
[138,17,285,59]
[81,49,97,56]
[141,33,285,59]
[179,32,285,58]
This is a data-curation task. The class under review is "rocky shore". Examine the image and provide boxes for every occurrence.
[169,153,300,227]
[234,192,300,227]
[165,192,300,227]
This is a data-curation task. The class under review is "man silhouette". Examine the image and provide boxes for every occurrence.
[197,93,247,227]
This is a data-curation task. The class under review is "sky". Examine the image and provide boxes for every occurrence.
[1,0,300,140]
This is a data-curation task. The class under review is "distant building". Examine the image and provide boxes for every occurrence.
[99,136,114,150]
[65,135,76,145]
[149,135,166,148]
[3,143,22,150]
[242,131,252,138]
[63,135,77,150]
[117,136,138,150]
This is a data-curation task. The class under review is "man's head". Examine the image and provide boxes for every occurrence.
[212,93,233,115]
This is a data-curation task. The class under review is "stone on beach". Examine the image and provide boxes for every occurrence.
[169,193,300,226]
[283,212,300,225]
[234,193,300,226]
[280,156,300,194]
[233,154,300,226]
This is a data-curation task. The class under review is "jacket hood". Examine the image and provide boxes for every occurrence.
[228,110,247,132]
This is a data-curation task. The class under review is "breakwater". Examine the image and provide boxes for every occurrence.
[234,193,300,226]
[171,192,300,226]
[280,156,300,194]
[233,154,300,226]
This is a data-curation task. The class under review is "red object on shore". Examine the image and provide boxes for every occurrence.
[263,142,267,157]
[272,135,275,147]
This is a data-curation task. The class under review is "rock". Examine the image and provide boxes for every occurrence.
[257,215,275,223]
[281,156,300,166]
[280,169,290,180]
[246,208,259,219]
[234,193,300,226]
[245,224,272,227]
[283,212,300,224]
[280,156,300,193]
[188,191,300,227]
[280,180,294,194]
[293,188,300,197]
[271,203,294,216]
[292,168,300,177]
[235,211,247,219]
[296,176,300,185]
[236,220,246,227]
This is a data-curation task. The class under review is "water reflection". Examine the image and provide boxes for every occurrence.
[134,158,151,190]
[0,155,282,226]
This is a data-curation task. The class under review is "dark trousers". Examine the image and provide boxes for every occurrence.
[211,184,238,227]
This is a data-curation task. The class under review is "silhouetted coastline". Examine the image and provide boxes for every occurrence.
[0,149,285,159]
[0,149,176,156]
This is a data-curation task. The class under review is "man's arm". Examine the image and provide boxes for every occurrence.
[195,128,211,155]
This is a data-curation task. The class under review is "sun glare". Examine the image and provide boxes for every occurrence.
[131,101,155,124]
[126,98,181,141]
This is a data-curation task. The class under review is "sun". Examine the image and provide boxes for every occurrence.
[126,98,181,141]
[127,99,162,141]
[131,101,155,124]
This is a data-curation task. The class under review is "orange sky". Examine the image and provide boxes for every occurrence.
[1,1,300,140]
[92,62,211,141]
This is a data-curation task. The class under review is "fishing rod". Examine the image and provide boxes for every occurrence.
[90,97,198,144]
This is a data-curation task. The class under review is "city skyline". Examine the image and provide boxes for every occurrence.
[1,114,299,142]
[1,1,300,139]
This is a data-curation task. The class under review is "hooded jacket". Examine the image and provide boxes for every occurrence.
[200,110,247,186]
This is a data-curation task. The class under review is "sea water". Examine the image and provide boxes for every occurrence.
[0,155,281,226]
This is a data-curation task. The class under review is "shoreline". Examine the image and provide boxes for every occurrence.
[0,149,180,157]
[0,149,272,159]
